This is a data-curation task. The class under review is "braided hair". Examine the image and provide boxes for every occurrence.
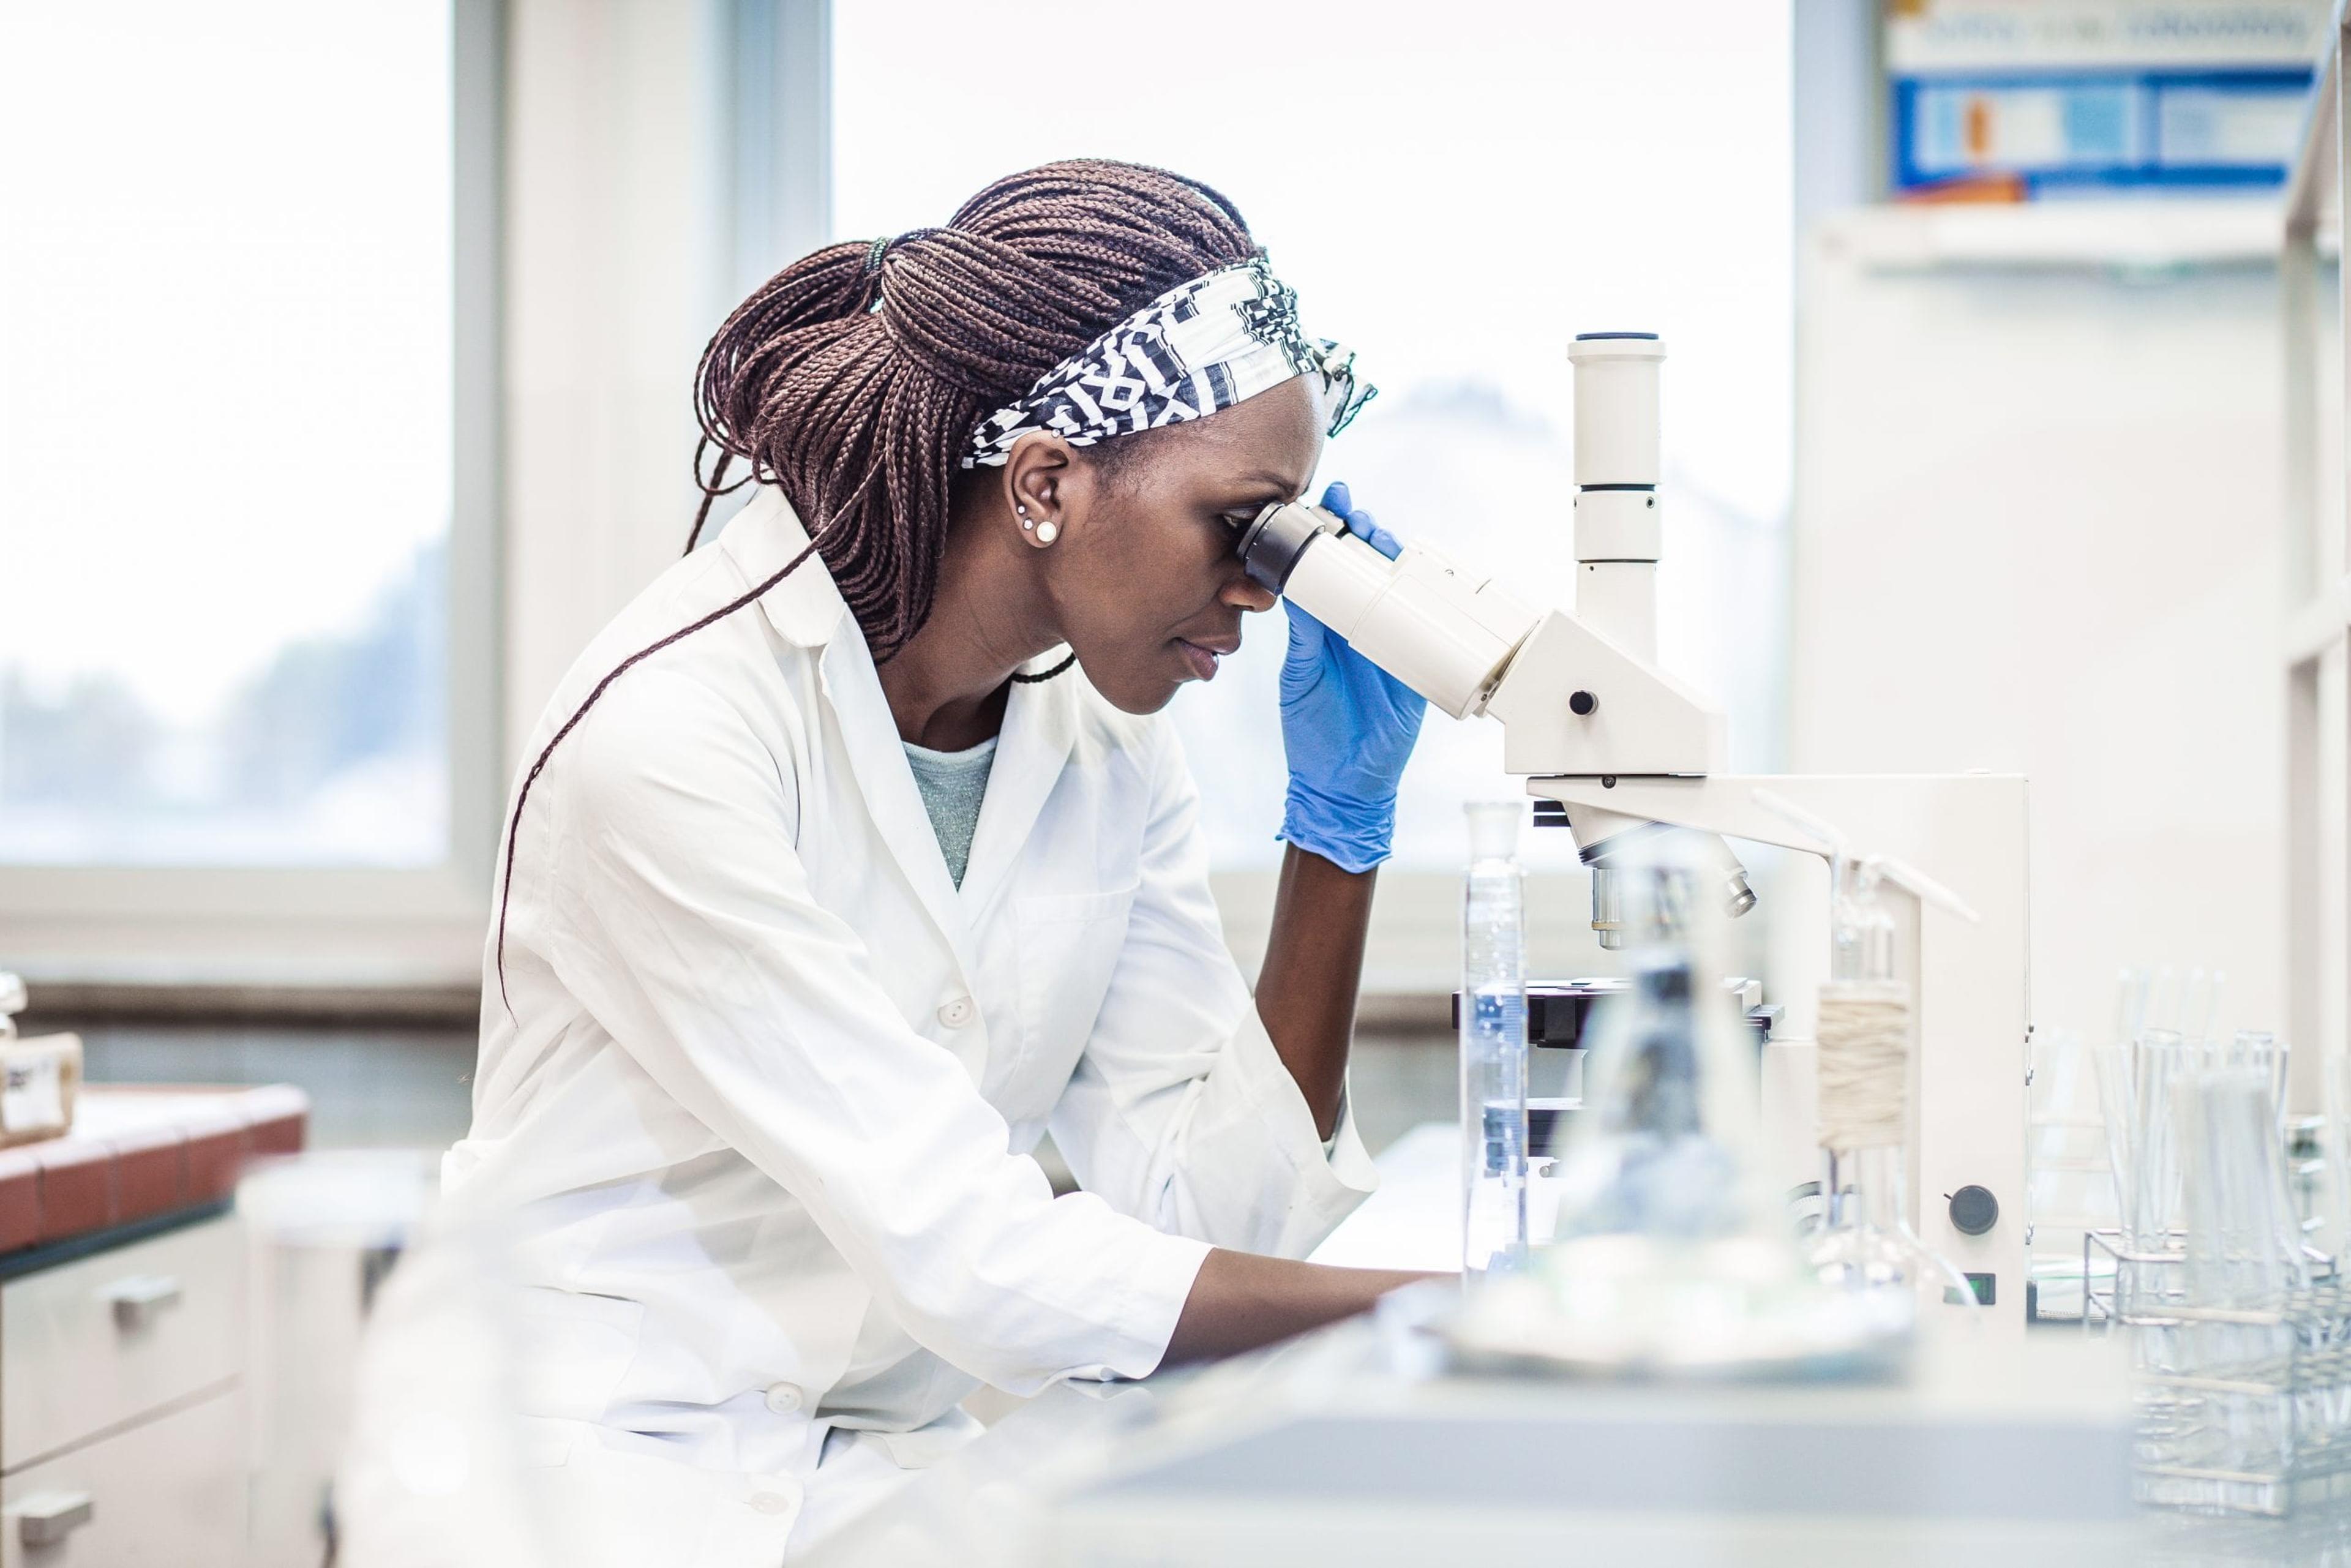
[494,160,1258,1007]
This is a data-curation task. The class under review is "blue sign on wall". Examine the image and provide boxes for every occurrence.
[1892,64,2314,195]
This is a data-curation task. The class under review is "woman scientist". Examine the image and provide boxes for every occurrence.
[443,160,1430,1563]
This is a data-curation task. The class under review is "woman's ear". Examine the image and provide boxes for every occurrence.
[1004,433,1076,549]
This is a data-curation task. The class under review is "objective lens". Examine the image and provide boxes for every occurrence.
[1581,828,1757,943]
[1591,866,1625,950]
[1723,868,1758,920]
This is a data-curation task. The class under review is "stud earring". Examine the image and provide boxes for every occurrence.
[1035,521,1059,544]
[1017,502,1033,531]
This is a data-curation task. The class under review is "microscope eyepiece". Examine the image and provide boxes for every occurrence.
[1232,501,1335,594]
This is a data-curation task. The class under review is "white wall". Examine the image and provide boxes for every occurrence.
[503,0,734,765]
[502,0,831,768]
[1791,203,2288,1070]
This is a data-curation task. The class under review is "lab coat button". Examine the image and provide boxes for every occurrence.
[764,1382,804,1416]
[750,1488,794,1516]
[937,996,976,1028]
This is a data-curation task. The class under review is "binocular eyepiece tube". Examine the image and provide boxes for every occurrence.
[1231,501,1543,723]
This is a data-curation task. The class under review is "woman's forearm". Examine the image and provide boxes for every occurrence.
[1163,1247,1432,1365]
[1252,844,1376,1139]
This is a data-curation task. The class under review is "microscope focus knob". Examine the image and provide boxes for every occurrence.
[1946,1185,1999,1236]
[1569,690,1598,716]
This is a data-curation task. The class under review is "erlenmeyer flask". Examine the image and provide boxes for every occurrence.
[1444,826,1909,1378]
[1547,949,1749,1243]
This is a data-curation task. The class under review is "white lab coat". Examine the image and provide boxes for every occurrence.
[440,486,1378,1566]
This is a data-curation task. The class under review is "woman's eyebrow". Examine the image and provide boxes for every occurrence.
[1228,471,1303,503]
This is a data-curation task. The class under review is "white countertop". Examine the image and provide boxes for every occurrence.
[1304,1119,1459,1272]
[803,1121,2320,1567]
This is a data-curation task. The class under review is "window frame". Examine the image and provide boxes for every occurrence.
[2281,25,2348,1111]
[0,0,506,988]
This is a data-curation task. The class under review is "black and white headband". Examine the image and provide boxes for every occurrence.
[962,252,1376,468]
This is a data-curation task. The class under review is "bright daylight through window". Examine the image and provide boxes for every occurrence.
[833,0,1793,872]
[0,1,454,866]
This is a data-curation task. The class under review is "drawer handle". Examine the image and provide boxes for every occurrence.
[10,1490,94,1548]
[99,1273,182,1330]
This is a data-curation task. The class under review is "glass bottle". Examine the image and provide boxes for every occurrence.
[1809,855,1972,1308]
[1460,801,1529,1280]
[1548,840,1764,1248]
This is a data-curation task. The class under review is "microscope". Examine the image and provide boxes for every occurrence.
[1235,336,2031,1327]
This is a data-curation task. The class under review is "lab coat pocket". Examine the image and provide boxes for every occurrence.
[1011,883,1140,1084]
[874,1405,986,1469]
[511,1286,648,1440]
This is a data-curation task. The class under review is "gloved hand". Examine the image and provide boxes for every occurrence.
[1277,482,1428,873]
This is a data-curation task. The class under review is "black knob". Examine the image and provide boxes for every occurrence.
[1947,1185,1999,1236]
[1569,690,1597,716]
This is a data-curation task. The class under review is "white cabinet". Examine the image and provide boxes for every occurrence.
[0,1386,242,1568]
[0,1216,246,1566]
[2,1217,242,1468]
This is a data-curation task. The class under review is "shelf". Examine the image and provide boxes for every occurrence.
[1813,200,2286,273]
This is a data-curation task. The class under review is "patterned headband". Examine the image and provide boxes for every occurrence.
[962,251,1376,468]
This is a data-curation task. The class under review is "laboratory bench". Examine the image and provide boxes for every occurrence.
[0,1082,308,1564]
[806,1120,2351,1568]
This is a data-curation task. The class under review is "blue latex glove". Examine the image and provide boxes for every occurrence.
[1277,482,1428,873]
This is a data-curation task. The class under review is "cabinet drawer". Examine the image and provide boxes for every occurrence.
[3,1216,242,1469]
[0,1384,242,1568]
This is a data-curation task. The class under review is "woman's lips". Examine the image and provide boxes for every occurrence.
[1176,639,1227,681]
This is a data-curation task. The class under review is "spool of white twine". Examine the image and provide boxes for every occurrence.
[1817,978,1912,1152]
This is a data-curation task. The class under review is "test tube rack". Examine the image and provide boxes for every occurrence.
[2084,1229,2351,1517]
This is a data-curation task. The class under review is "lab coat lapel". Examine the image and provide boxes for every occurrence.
[956,659,1078,918]
[727,484,1068,959]
[817,634,980,979]
[723,486,978,972]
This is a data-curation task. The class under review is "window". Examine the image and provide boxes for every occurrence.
[0,0,497,984]
[1,0,460,868]
[833,2,1793,881]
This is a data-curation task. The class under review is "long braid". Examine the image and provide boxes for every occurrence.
[493,160,1254,1010]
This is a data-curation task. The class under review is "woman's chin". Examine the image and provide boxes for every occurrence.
[1092,670,1183,716]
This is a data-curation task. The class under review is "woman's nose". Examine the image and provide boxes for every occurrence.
[1223,573,1278,614]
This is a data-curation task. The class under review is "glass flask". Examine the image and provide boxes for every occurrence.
[1460,800,1529,1280]
[1808,855,1973,1310]
[1547,836,1770,1249]
[1445,827,1910,1377]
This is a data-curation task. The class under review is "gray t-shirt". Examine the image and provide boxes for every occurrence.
[902,735,997,888]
